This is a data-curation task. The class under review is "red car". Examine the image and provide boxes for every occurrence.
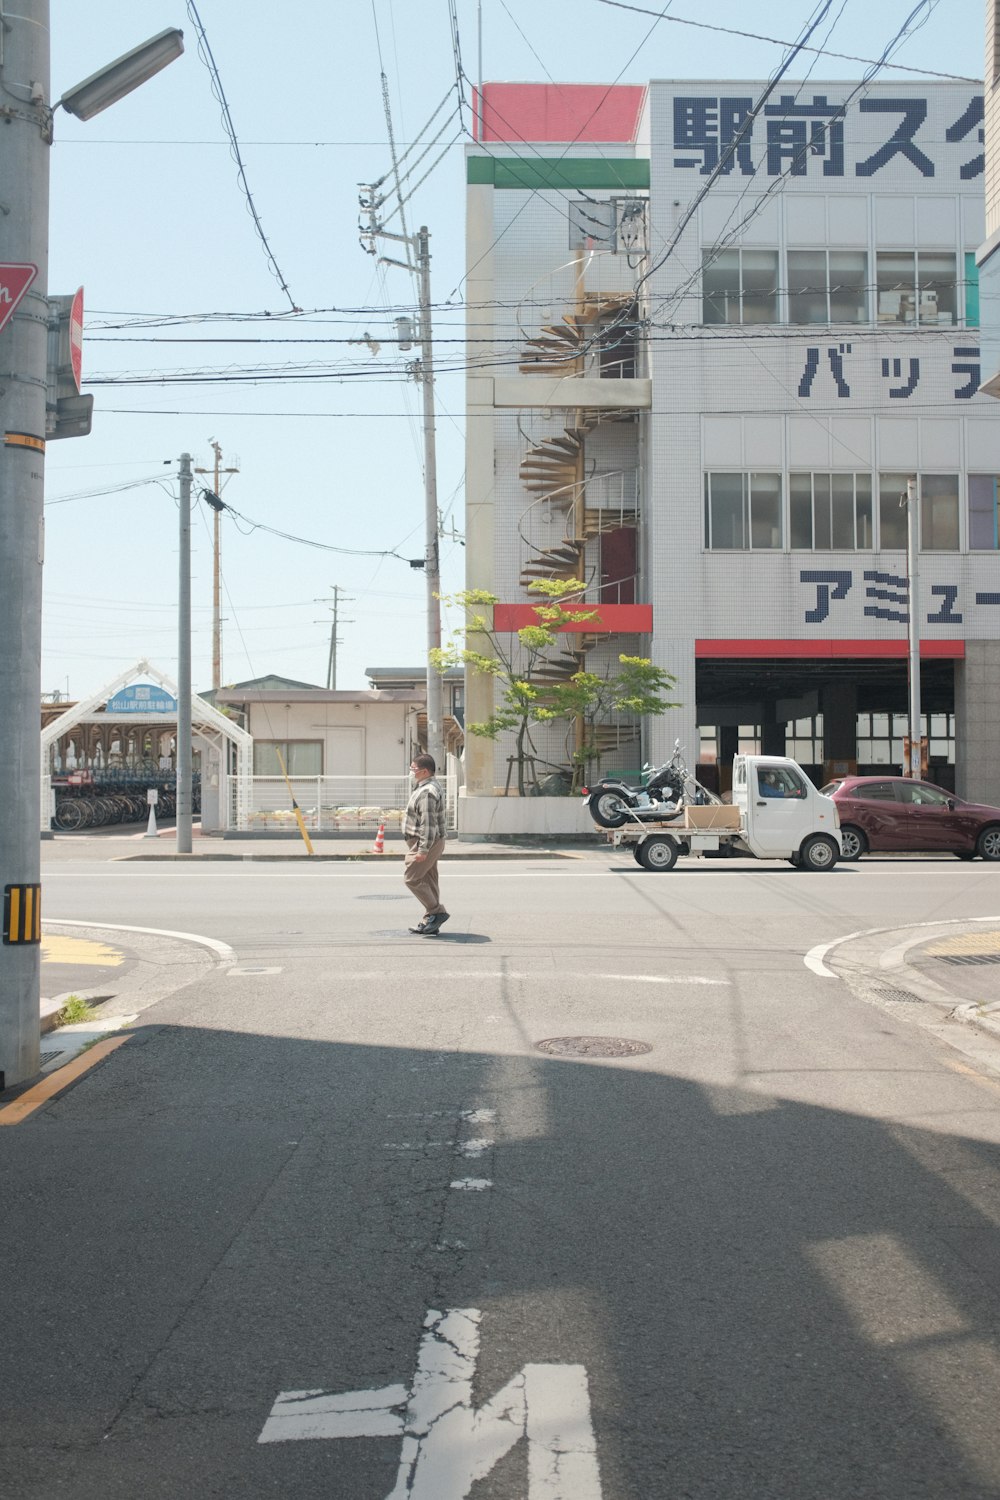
[819,775,1000,862]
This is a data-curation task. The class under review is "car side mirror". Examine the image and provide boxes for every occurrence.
[947,797,956,811]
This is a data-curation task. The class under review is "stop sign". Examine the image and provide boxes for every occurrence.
[69,286,83,393]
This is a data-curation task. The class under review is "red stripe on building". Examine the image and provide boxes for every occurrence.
[695,639,965,659]
[494,603,652,634]
[472,83,646,143]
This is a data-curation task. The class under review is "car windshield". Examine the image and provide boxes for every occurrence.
[819,781,843,796]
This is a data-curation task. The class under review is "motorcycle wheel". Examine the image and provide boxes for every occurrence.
[588,790,631,828]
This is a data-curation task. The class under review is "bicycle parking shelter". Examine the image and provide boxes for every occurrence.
[40,660,253,833]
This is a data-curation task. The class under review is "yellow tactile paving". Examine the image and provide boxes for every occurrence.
[922,930,1000,957]
[40,935,123,967]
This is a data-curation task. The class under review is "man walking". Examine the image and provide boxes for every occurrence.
[403,754,449,935]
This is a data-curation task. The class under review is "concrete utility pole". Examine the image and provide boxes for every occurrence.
[177,454,193,853]
[415,227,444,773]
[904,476,922,778]
[194,439,239,692]
[316,585,355,690]
[0,12,182,1089]
[358,202,445,773]
[0,0,49,1089]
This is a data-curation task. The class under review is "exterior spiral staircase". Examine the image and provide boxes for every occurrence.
[513,289,643,766]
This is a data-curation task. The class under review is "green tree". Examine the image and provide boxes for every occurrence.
[432,580,598,796]
[433,586,680,797]
[548,655,679,792]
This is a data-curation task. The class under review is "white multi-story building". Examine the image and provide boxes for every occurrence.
[465,78,997,814]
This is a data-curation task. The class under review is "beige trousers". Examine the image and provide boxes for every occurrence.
[403,836,447,916]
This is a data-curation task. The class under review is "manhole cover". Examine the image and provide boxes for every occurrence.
[937,953,1000,967]
[534,1035,653,1058]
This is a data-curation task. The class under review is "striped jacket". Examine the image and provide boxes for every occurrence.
[403,777,446,850]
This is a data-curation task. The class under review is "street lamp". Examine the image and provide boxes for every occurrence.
[0,8,183,1091]
[57,29,184,121]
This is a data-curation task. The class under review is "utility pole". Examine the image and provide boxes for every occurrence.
[194,439,238,692]
[904,476,922,778]
[0,14,180,1089]
[177,453,193,852]
[315,585,355,689]
[358,203,445,771]
[0,0,49,1089]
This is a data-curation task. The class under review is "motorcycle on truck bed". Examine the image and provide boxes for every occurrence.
[589,753,842,872]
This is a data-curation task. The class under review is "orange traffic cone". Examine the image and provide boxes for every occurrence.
[371,822,385,854]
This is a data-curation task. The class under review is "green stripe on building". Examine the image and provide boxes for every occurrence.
[467,157,649,190]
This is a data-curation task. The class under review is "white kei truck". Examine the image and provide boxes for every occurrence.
[607,755,842,872]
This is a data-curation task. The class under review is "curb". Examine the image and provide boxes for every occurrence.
[116,849,584,863]
[952,1002,1000,1043]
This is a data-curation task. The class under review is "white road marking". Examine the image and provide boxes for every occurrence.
[460,1109,496,1124]
[805,915,1000,980]
[449,1177,492,1191]
[259,1306,603,1499]
[594,972,730,985]
[456,1138,494,1158]
[42,866,990,878]
[43,918,235,965]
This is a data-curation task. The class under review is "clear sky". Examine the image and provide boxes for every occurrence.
[42,0,984,700]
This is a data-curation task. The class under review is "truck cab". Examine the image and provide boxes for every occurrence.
[732,756,841,866]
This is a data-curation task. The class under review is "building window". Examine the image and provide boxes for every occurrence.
[969,474,1000,549]
[253,740,323,775]
[857,711,954,767]
[920,474,960,550]
[787,250,868,323]
[702,249,779,325]
[704,472,782,549]
[965,252,980,328]
[876,251,957,326]
[786,714,824,764]
[790,473,873,549]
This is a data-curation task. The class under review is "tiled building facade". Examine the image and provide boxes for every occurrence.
[467,79,1000,802]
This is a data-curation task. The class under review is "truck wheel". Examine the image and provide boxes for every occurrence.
[632,843,644,864]
[839,825,865,861]
[588,791,630,828]
[638,835,678,872]
[799,834,839,871]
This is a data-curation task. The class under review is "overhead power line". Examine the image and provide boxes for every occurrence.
[185,0,300,312]
[596,0,980,82]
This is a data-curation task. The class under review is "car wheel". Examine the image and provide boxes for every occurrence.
[637,835,678,872]
[839,825,865,862]
[976,825,1000,862]
[799,834,839,872]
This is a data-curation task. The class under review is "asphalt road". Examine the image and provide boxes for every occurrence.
[6,852,1000,1497]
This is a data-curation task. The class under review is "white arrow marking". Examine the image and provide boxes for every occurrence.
[258,1306,602,1499]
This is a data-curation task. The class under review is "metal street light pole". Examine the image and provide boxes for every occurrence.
[905,476,922,778]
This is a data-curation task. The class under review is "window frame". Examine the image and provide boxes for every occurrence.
[875,249,958,327]
[787,248,869,325]
[252,739,324,776]
[701,247,780,326]
[789,471,873,550]
[704,471,783,550]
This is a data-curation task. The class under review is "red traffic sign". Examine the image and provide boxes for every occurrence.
[0,263,38,337]
[69,286,83,392]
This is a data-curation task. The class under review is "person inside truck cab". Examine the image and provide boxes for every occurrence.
[758,770,784,798]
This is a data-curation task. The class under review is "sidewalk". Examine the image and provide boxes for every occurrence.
[42,825,601,863]
[905,925,1000,1042]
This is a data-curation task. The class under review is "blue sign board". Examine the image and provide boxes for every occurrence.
[105,683,178,715]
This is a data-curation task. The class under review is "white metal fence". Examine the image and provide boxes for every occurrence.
[227,775,456,834]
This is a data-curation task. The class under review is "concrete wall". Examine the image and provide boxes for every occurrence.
[955,639,1000,803]
[457,789,594,839]
[246,701,415,776]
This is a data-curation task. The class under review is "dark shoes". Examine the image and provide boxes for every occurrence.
[409,919,429,933]
[420,912,450,937]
